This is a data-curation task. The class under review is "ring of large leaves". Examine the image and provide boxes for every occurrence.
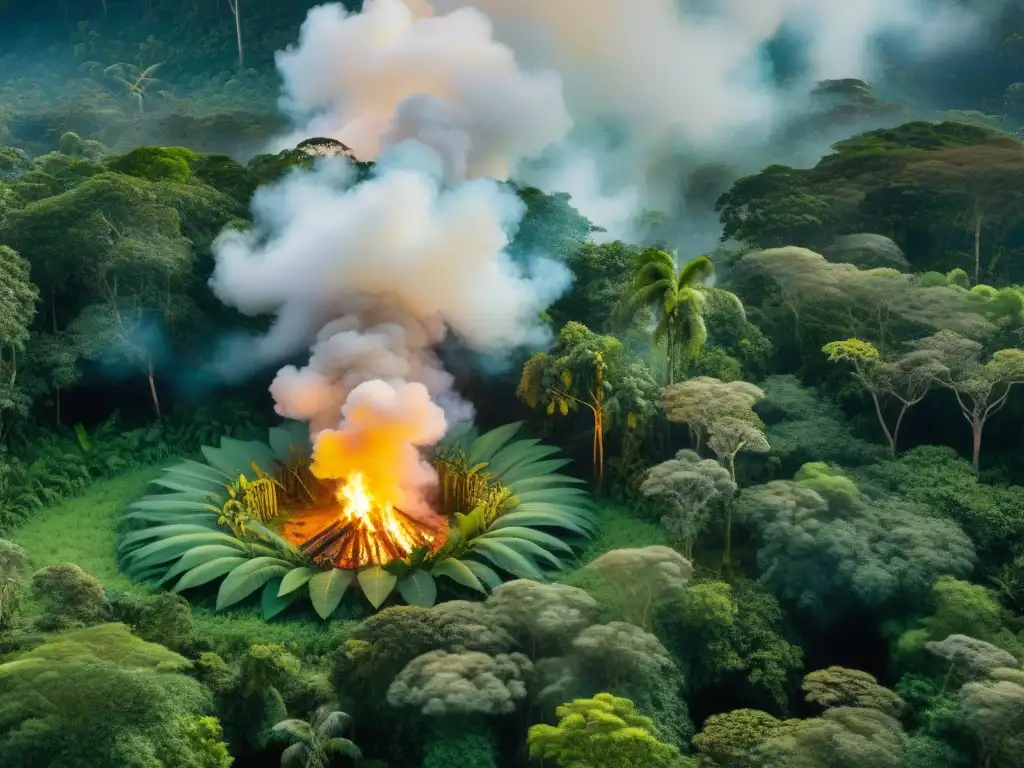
[116,421,597,619]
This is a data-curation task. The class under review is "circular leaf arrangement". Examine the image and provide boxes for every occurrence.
[116,421,597,619]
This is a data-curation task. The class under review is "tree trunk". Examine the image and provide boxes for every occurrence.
[146,359,161,418]
[971,417,982,471]
[892,402,912,456]
[868,390,896,455]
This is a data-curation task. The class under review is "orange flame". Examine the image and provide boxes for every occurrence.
[336,471,428,553]
[293,470,437,569]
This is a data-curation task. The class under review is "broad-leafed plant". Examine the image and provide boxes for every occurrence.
[117,421,596,619]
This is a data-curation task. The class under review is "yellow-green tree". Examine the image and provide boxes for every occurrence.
[528,693,690,768]
[822,338,936,455]
[517,322,624,488]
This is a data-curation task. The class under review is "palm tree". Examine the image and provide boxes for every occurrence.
[613,249,714,384]
[272,707,362,768]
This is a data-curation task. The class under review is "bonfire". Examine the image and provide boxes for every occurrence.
[286,471,443,569]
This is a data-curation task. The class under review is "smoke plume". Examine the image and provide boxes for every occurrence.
[210,150,570,510]
[274,0,571,181]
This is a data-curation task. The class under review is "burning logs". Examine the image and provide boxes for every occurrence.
[298,506,436,569]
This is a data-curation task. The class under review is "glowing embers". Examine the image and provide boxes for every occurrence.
[296,472,441,569]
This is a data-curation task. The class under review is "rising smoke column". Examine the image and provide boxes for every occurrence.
[210,151,571,515]
[273,0,571,181]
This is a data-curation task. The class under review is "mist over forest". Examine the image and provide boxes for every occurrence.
[1,2,1024,768]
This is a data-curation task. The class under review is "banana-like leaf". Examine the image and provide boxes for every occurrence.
[500,459,572,486]
[221,437,280,475]
[172,556,248,593]
[467,422,523,465]
[478,526,575,553]
[216,557,294,610]
[358,566,398,609]
[485,439,541,477]
[121,511,220,526]
[148,477,224,497]
[506,474,587,492]
[513,487,594,506]
[164,459,232,485]
[464,560,503,590]
[201,445,256,480]
[262,578,299,620]
[308,569,355,619]
[397,570,437,607]
[278,566,319,596]
[493,536,565,570]
[127,498,219,514]
[430,558,486,594]
[160,544,251,584]
[488,511,594,537]
[491,444,561,478]
[124,531,244,564]
[120,523,221,550]
[514,501,598,523]
[467,539,544,580]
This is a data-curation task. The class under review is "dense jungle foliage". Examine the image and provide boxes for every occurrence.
[1,2,1024,768]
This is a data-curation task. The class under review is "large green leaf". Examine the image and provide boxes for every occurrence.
[160,545,252,584]
[127,498,220,514]
[506,474,587,492]
[124,532,244,567]
[261,578,299,620]
[491,444,562,478]
[216,557,294,610]
[358,567,398,609]
[513,487,594,506]
[268,425,309,463]
[120,523,222,550]
[479,526,575,554]
[172,556,248,593]
[485,439,541,476]
[430,558,486,594]
[514,501,598,522]
[308,569,355,619]
[164,459,232,485]
[221,437,280,475]
[150,475,225,495]
[464,560,503,590]
[467,422,523,465]
[121,511,220,526]
[201,445,253,479]
[397,570,437,607]
[489,511,595,537]
[500,458,572,485]
[278,566,319,597]
[467,539,544,580]
[495,536,565,570]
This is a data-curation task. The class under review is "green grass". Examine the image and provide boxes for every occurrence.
[7,466,353,654]
[10,467,160,593]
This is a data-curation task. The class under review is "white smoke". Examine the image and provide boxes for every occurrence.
[210,147,570,507]
[273,0,571,181]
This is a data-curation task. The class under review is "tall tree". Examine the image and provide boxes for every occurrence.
[613,249,721,384]
[901,138,1024,283]
[822,338,936,455]
[0,245,39,440]
[660,376,764,452]
[517,322,623,488]
[912,330,1024,469]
